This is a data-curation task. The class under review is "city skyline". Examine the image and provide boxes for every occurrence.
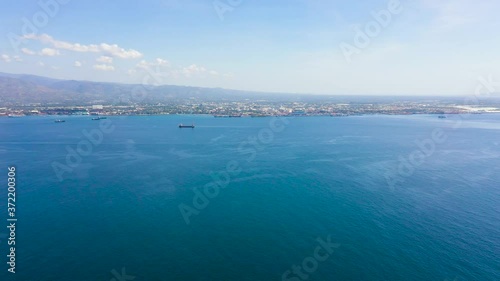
[1,0,499,96]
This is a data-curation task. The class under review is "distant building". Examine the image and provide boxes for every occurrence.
[92,105,104,110]
[291,110,306,116]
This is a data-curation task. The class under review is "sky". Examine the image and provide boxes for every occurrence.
[0,0,499,96]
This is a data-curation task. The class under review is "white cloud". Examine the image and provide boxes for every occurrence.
[21,48,36,55]
[96,56,113,64]
[132,58,172,83]
[23,33,99,52]
[100,43,142,59]
[136,58,170,69]
[156,58,169,65]
[130,59,223,82]
[74,61,82,67]
[40,48,61,56]
[23,33,143,59]
[93,64,115,71]
[136,61,148,69]
[13,56,22,62]
[421,0,500,30]
[22,46,61,56]
[1,54,11,62]
[127,58,225,82]
[182,64,207,76]
[38,61,45,67]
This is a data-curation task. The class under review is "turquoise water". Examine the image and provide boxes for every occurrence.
[0,115,499,280]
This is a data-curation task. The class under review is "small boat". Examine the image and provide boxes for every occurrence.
[438,115,447,119]
[92,117,107,120]
[54,120,66,123]
[214,115,242,118]
[179,124,195,128]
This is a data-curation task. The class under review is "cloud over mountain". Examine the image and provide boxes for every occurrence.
[22,34,143,59]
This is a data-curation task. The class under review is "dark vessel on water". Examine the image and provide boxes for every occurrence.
[179,124,195,128]
[214,115,242,118]
[54,119,66,123]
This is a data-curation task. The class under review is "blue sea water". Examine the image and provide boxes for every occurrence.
[0,114,499,281]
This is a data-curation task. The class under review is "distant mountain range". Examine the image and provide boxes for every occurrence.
[1,72,496,106]
[0,72,274,106]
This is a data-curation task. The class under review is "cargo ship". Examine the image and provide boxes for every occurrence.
[214,115,242,118]
[179,124,195,128]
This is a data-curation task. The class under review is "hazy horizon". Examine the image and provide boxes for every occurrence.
[2,70,496,98]
[1,0,499,96]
